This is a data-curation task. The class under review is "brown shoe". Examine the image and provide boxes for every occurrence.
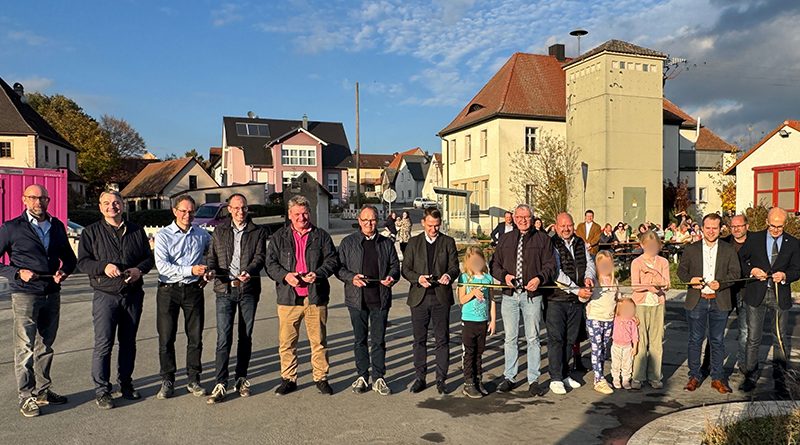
[711,379,732,394]
[684,377,701,392]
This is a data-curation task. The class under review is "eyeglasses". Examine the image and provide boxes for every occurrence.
[768,224,785,230]
[175,208,195,215]
[228,206,248,212]
[24,195,50,202]
[359,219,377,223]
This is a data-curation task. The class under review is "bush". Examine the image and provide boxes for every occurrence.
[248,204,284,218]
[703,407,800,445]
[68,209,102,226]
[745,206,800,238]
[128,209,174,227]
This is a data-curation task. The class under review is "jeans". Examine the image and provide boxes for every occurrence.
[411,293,451,383]
[545,300,582,381]
[348,307,389,380]
[12,292,60,400]
[462,321,488,382]
[92,290,144,396]
[156,284,204,383]
[501,291,543,384]
[277,298,329,382]
[736,296,749,371]
[686,298,728,381]
[214,289,258,385]
[744,290,789,387]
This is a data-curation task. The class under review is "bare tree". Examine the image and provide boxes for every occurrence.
[100,114,146,158]
[508,132,579,224]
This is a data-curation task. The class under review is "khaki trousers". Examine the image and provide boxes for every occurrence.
[632,304,664,382]
[277,299,329,382]
[610,344,634,383]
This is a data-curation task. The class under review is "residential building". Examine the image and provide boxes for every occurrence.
[0,78,83,195]
[438,40,735,233]
[421,153,443,201]
[208,146,223,184]
[106,156,160,192]
[220,114,350,204]
[393,155,431,203]
[338,153,393,199]
[121,157,217,211]
[282,171,331,230]
[724,120,800,212]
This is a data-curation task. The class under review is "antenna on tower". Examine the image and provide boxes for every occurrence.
[569,29,588,55]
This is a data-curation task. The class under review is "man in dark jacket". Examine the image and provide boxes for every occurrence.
[205,194,267,404]
[401,207,459,395]
[337,205,400,396]
[490,211,515,246]
[490,204,556,396]
[0,184,76,418]
[739,207,800,397]
[677,213,741,394]
[77,190,154,409]
[265,195,338,396]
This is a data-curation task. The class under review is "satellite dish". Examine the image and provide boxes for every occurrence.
[247,111,256,119]
[382,189,397,203]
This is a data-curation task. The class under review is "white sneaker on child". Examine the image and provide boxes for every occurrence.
[550,381,567,395]
[563,377,582,389]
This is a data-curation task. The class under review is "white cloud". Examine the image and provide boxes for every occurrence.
[14,76,53,92]
[212,3,244,27]
[7,30,47,46]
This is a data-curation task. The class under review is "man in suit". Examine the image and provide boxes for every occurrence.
[401,207,459,395]
[678,213,741,394]
[739,207,800,396]
[576,210,602,256]
[490,211,515,246]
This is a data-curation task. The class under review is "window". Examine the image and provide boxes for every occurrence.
[281,145,316,166]
[189,175,198,190]
[754,164,800,212]
[465,135,471,160]
[0,141,11,158]
[66,153,70,169]
[44,145,49,162]
[449,139,456,163]
[480,129,488,156]
[619,61,626,69]
[525,184,535,206]
[235,122,269,137]
[327,173,339,194]
[698,187,707,203]
[525,127,537,154]
[56,150,60,165]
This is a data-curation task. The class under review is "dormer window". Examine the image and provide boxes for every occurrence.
[467,103,484,114]
[235,122,270,137]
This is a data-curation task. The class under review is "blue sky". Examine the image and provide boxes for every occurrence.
[2,0,797,158]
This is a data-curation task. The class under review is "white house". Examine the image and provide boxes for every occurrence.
[121,157,218,211]
[421,153,443,201]
[393,155,430,204]
[725,120,800,213]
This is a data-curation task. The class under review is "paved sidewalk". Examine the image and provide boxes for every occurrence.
[628,400,798,445]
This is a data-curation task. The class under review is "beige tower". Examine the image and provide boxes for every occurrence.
[564,40,667,228]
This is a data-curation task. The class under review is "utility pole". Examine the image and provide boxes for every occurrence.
[355,82,361,209]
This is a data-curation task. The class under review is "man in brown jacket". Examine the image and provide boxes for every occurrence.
[576,209,602,256]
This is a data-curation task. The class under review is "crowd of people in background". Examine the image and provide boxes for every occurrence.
[1,184,799,420]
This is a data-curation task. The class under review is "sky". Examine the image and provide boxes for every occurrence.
[2,0,798,159]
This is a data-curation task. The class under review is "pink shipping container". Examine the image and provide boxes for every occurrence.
[0,167,68,224]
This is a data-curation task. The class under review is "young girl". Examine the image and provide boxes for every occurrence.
[630,230,670,389]
[611,298,639,389]
[584,250,619,394]
[457,247,497,399]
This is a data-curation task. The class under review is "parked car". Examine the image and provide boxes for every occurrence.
[413,197,438,209]
[66,220,84,238]
[193,202,229,227]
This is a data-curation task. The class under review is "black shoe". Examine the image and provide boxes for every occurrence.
[316,380,333,395]
[462,383,482,398]
[96,393,114,410]
[156,380,175,400]
[497,379,514,393]
[119,385,141,400]
[19,397,40,418]
[35,389,68,406]
[739,379,757,393]
[274,379,297,396]
[409,379,426,394]
[436,381,447,395]
[529,381,547,397]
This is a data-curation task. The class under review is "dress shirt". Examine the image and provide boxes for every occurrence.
[27,211,51,251]
[701,240,718,294]
[766,234,783,260]
[154,222,211,283]
[228,221,246,279]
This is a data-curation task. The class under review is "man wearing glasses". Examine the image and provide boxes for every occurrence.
[77,190,154,409]
[205,194,268,404]
[738,207,800,397]
[153,195,211,400]
[0,185,76,417]
[336,205,400,396]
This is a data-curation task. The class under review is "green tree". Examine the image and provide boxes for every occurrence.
[27,93,117,184]
[184,149,209,169]
[100,114,146,158]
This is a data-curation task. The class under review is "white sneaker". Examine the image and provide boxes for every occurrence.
[563,377,582,389]
[550,381,567,395]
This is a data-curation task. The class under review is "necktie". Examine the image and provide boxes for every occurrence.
[515,234,524,280]
[770,236,779,266]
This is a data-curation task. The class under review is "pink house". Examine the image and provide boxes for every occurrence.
[220,115,351,203]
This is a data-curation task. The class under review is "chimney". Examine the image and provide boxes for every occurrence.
[302,114,308,130]
[12,82,24,98]
[548,44,566,62]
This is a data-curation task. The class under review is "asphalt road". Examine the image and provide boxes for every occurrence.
[0,275,796,445]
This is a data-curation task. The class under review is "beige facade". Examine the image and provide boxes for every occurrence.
[0,135,36,168]
[565,52,665,228]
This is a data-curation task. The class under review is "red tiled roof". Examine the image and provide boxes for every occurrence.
[695,127,736,152]
[387,147,425,170]
[563,39,666,68]
[339,153,394,169]
[121,157,194,198]
[724,120,800,175]
[663,98,697,127]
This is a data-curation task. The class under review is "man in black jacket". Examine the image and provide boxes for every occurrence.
[77,190,154,409]
[336,205,400,396]
[0,184,76,418]
[205,194,267,404]
[265,195,338,396]
[401,208,459,395]
[490,211,515,246]
[739,207,800,396]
